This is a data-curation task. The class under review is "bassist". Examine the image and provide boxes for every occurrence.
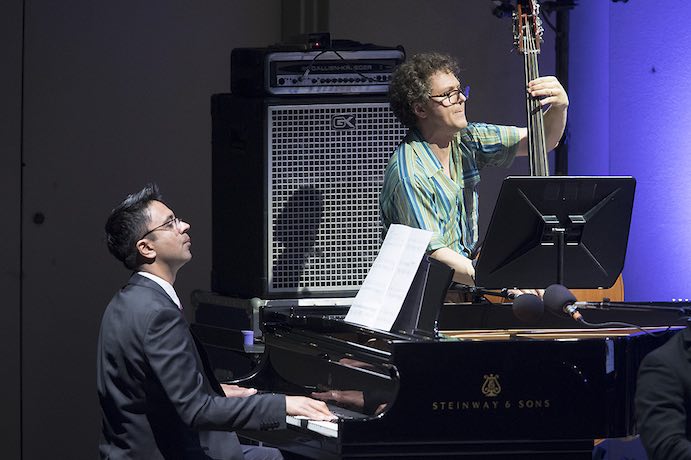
[380,51,568,287]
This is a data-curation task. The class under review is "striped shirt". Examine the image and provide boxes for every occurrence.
[379,123,521,257]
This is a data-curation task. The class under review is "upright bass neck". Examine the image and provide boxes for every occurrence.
[515,0,549,176]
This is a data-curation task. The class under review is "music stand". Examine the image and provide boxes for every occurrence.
[474,176,636,289]
[391,255,454,338]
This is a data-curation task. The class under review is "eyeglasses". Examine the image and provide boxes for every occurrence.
[428,85,471,107]
[139,217,183,240]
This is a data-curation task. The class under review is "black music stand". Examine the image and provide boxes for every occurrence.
[474,176,636,290]
[391,255,454,338]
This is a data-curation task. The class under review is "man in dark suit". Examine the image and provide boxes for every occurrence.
[635,325,691,460]
[97,184,333,459]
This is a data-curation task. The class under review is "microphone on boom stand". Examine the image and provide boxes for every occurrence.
[543,283,691,330]
[512,293,544,322]
[543,284,584,323]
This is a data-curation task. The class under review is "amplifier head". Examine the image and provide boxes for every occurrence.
[231,47,405,96]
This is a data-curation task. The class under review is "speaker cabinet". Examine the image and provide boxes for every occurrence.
[211,93,407,298]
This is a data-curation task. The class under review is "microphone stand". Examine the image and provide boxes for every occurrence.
[555,227,565,285]
[579,301,691,316]
[450,283,515,303]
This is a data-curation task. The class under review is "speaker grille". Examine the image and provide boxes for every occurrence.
[267,102,407,294]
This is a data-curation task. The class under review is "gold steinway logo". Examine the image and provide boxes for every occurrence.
[481,374,501,397]
[431,373,551,412]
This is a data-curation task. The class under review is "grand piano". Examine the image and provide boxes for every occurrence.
[194,174,681,457]
[192,292,681,459]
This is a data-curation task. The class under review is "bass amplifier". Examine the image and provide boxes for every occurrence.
[211,93,408,299]
[231,46,405,96]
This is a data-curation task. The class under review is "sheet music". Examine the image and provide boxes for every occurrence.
[345,224,432,331]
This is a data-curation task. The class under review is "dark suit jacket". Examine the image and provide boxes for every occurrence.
[636,326,691,460]
[97,274,286,459]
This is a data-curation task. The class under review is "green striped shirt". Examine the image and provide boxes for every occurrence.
[380,123,521,257]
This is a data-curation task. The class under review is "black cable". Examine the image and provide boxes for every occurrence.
[576,318,680,337]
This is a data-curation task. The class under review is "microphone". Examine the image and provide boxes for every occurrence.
[512,293,544,322]
[543,284,584,322]
[544,283,691,327]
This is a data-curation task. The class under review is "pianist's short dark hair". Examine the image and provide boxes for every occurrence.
[389,52,461,128]
[105,183,164,270]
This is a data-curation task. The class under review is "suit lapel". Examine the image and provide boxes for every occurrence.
[129,273,225,395]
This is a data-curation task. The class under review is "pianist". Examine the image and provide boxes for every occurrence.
[380,52,568,286]
[97,183,333,460]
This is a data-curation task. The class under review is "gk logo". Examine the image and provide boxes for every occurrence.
[331,114,356,130]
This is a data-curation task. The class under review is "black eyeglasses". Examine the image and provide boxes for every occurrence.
[139,217,183,240]
[429,85,471,107]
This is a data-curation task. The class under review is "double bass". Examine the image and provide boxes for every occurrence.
[513,0,624,301]
[514,0,549,176]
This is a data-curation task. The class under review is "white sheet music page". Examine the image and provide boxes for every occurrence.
[345,224,432,331]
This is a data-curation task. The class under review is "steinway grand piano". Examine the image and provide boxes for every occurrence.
[195,173,681,457]
[192,286,682,460]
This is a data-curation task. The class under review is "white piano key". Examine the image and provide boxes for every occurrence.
[286,416,338,438]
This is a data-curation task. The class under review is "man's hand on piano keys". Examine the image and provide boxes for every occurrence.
[221,384,257,398]
[285,396,335,421]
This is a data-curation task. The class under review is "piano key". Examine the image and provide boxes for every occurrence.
[286,416,338,438]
